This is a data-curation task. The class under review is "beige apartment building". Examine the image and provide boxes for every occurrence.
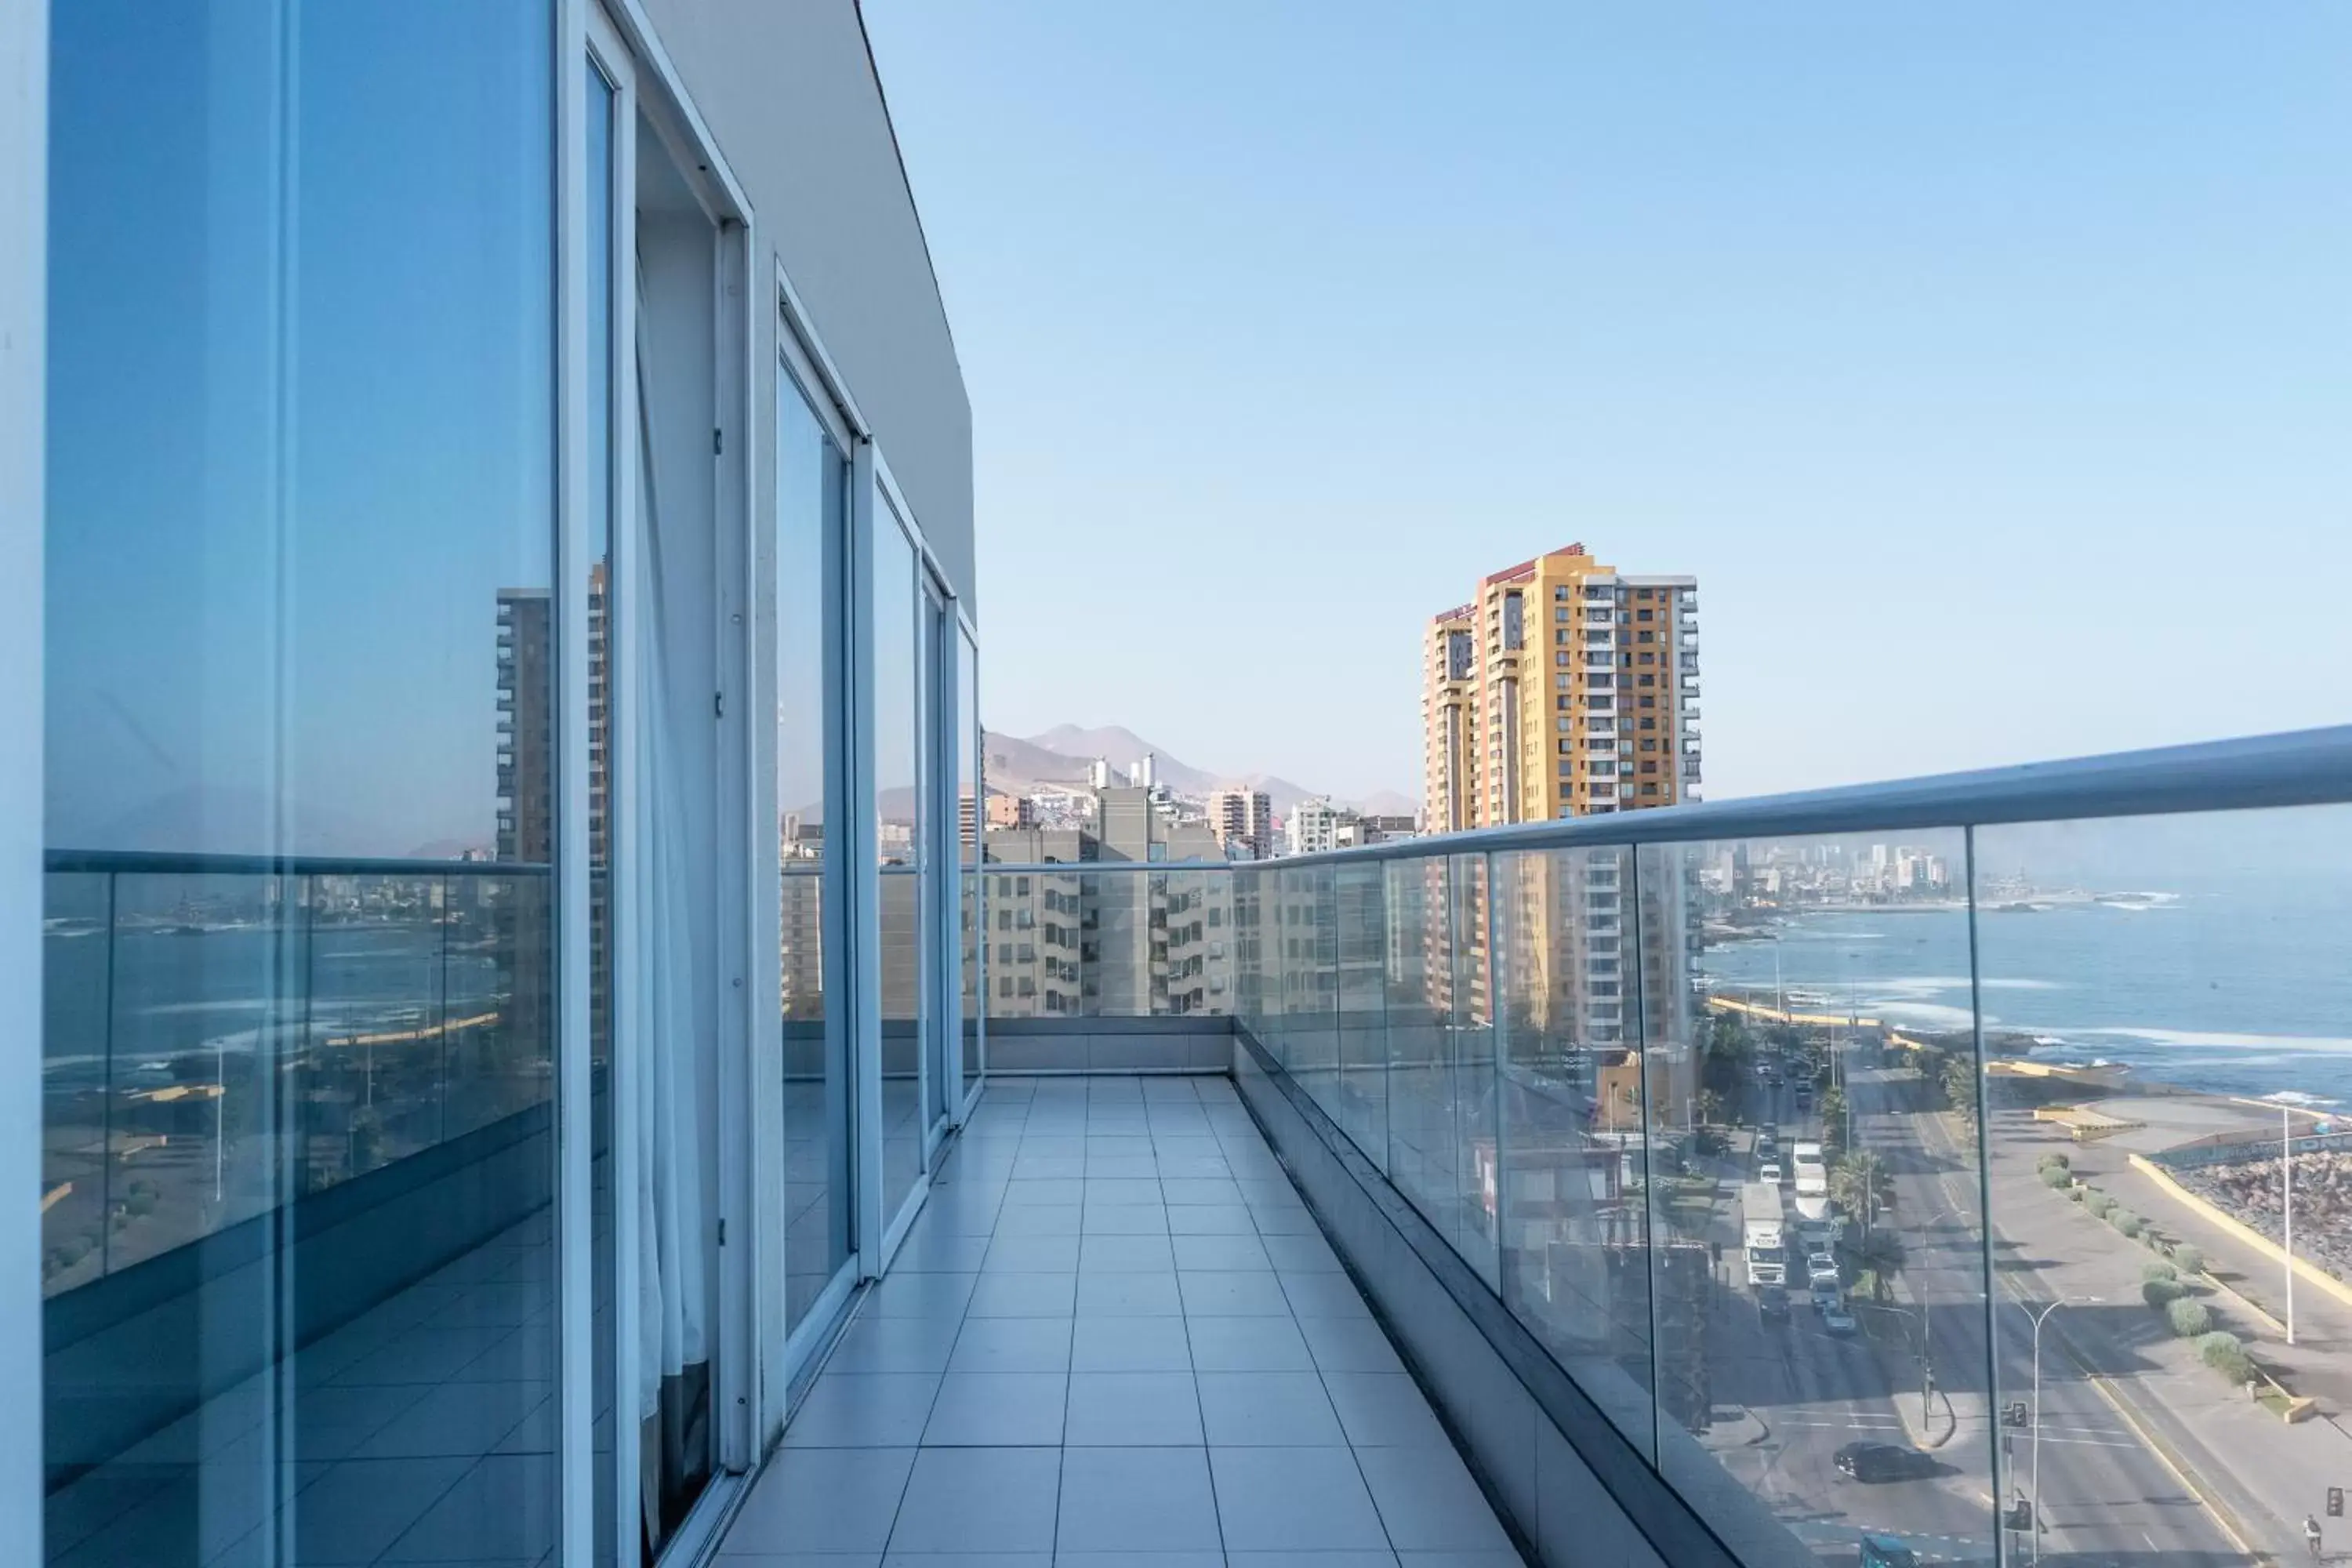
[1418,544,1701,1058]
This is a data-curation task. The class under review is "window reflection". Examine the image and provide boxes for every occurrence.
[44,2,560,1562]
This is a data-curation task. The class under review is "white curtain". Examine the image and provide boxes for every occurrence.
[629,278,709,1523]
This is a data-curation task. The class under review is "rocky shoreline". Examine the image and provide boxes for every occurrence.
[2177,1147,2352,1287]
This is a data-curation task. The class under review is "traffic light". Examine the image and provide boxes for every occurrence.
[2000,1401,2028,1429]
[2328,1486,2343,1519]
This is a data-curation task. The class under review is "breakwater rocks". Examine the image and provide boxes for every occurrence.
[2180,1149,2352,1286]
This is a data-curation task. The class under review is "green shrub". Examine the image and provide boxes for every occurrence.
[2041,1166,2074,1190]
[2196,1331,2252,1382]
[2084,1191,2115,1218]
[2142,1279,2185,1309]
[2142,1261,2178,1283]
[2166,1298,2212,1338]
[2038,1152,2071,1171]
[2170,1244,2205,1276]
[2113,1210,2145,1239]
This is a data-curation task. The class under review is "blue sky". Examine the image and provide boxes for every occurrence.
[864,2,2352,802]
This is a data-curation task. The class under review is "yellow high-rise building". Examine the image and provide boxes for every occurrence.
[1418,544,1700,1054]
[1422,543,1699,831]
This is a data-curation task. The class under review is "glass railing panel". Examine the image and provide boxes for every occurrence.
[1334,861,1390,1158]
[1971,808,2350,1566]
[1384,855,1457,1237]
[1286,866,1343,1119]
[1492,844,1655,1459]
[1454,852,1501,1289]
[977,865,1236,1025]
[42,870,115,1296]
[1646,829,1989,1568]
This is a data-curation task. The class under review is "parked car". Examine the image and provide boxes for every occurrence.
[1812,1283,1842,1313]
[1836,1443,1936,1483]
[1755,1129,1777,1156]
[1806,1250,1841,1288]
[1821,1305,1857,1336]
[1758,1286,1791,1326]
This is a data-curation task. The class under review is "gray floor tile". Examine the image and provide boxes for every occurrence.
[1261,1233,1343,1272]
[1195,1372,1345,1446]
[1395,1553,1523,1568]
[829,1316,964,1374]
[922,1373,1069,1446]
[1208,1446,1388,1550]
[1158,1178,1243,1206]
[1075,1272,1183,1318]
[1320,1374,1449,1448]
[1062,1372,1204,1446]
[1056,1555,1226,1568]
[1250,1207,1321,1236]
[994,1205,1084,1237]
[1171,1234,1271,1272]
[726,1446,916,1553]
[290,1456,474,1564]
[719,1555,884,1567]
[1085,1137,1156,1160]
[1177,1271,1293,1316]
[1082,1178,1163,1207]
[1184,1316,1313,1372]
[1237,1181,1307,1210]
[1152,1157,1234,1181]
[1022,1138,1087,1160]
[1013,1157,1087,1181]
[889,1448,1062,1553]
[1087,1156,1162,1180]
[882,1555,1050,1568]
[1278,1272,1372,1319]
[1071,1317,1194,1373]
[1165,1205,1256,1236]
[349,1377,548,1458]
[986,1236,1083,1273]
[895,1233,996,1273]
[1297,1316,1405,1375]
[1054,1447,1221,1552]
[949,1316,1073,1373]
[1080,1205,1171,1236]
[966,1272,1078,1318]
[1079,1234,1176,1273]
[783,1374,942,1448]
[378,1452,556,1563]
[1352,1446,1513,1552]
[869,1272,981,1319]
[1001,1181,1084,1208]
[1226,1555,1399,1568]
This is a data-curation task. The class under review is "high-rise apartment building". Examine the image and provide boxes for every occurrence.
[1207,787,1273,859]
[1422,543,1700,831]
[1421,544,1701,1050]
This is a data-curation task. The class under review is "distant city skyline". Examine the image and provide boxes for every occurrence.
[864,2,2352,802]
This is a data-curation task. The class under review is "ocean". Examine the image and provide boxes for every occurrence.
[1699,877,2352,1107]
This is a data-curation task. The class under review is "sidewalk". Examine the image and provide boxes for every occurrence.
[2106,1149,2352,1410]
[1991,1136,2352,1559]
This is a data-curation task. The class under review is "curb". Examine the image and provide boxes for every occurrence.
[2131,1152,2352,1315]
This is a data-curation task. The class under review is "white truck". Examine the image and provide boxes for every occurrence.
[1791,1140,1828,1198]
[1793,1190,1836,1254]
[1741,1181,1787,1287]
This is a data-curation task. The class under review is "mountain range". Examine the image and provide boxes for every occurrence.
[983,724,1414,820]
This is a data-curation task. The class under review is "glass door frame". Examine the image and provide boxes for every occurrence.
[578,5,760,1561]
[773,310,862,1395]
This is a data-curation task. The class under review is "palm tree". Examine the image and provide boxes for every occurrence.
[1831,1149,1889,1239]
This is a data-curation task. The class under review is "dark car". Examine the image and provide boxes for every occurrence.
[1835,1442,1935,1483]
[1758,1286,1791,1326]
[1858,1535,1920,1568]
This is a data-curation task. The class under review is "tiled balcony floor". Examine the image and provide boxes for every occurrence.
[718,1073,1524,1568]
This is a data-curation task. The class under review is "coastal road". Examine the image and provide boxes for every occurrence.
[1848,1057,2249,1568]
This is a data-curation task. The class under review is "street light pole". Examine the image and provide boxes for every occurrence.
[2024,1295,2100,1568]
[2284,1104,2297,1347]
